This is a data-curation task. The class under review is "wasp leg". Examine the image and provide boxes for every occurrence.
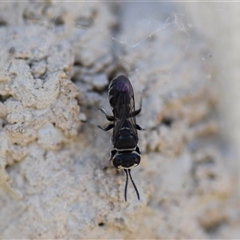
[136,124,144,130]
[99,108,115,121]
[133,107,141,116]
[109,149,117,161]
[98,124,114,131]
[129,99,142,117]
[136,146,141,154]
[129,107,141,118]
[134,98,143,116]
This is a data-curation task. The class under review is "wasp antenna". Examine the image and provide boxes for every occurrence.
[128,169,140,200]
[124,169,129,201]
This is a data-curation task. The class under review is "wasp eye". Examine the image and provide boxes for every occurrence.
[134,155,140,166]
[116,159,122,165]
[113,156,122,168]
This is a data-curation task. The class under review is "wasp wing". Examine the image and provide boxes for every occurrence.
[108,76,138,143]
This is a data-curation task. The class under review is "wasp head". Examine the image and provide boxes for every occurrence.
[112,152,140,169]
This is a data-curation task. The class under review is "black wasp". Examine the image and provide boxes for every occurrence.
[98,75,143,201]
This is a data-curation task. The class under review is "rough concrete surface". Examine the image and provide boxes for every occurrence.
[0,2,239,239]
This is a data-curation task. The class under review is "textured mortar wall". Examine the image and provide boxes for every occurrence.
[0,2,238,239]
[183,3,240,237]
